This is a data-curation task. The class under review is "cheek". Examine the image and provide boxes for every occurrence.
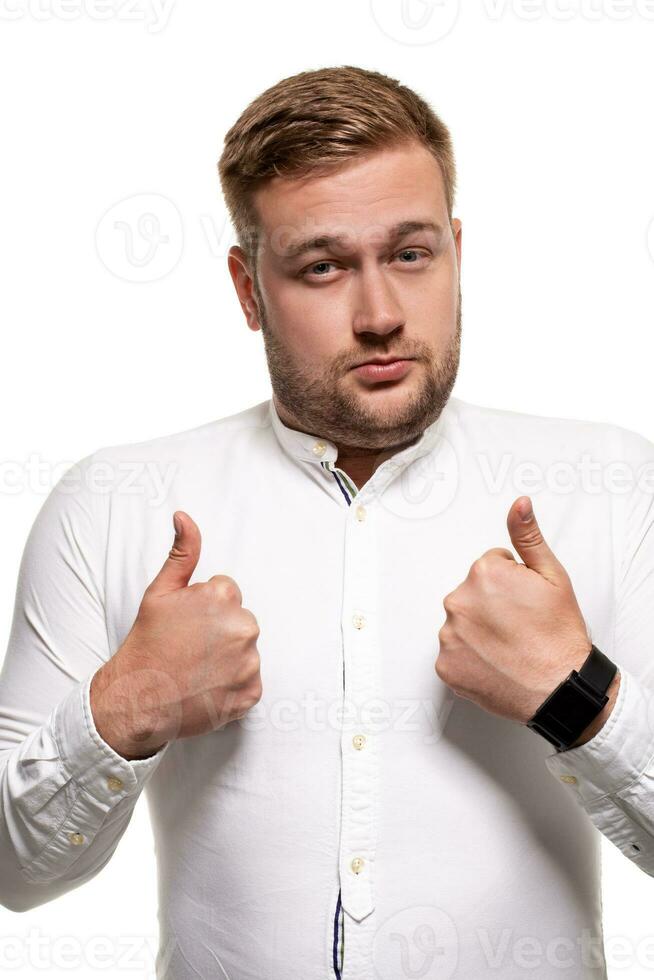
[393,265,458,337]
[265,282,346,364]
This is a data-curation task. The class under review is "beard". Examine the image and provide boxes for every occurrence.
[253,276,461,453]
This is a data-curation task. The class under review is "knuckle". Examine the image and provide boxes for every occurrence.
[442,592,458,614]
[209,575,242,604]
[246,649,261,676]
[470,556,489,577]
[243,613,261,641]
[235,616,259,644]
[237,686,262,715]
[233,650,261,687]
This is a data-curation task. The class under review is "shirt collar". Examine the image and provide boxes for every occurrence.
[267,394,450,473]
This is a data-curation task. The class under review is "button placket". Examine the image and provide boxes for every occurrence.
[338,490,381,924]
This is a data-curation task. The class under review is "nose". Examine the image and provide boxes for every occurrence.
[351,263,405,338]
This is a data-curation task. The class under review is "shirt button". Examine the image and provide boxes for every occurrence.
[107,776,124,792]
[312,441,326,457]
[352,734,367,750]
[350,857,365,874]
[68,832,85,846]
[560,774,578,784]
[352,613,366,630]
[355,505,367,522]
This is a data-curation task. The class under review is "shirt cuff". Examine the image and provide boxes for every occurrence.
[53,673,170,802]
[544,666,654,804]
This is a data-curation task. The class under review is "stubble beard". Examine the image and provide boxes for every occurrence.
[253,275,461,452]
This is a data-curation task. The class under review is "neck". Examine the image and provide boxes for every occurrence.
[335,435,421,490]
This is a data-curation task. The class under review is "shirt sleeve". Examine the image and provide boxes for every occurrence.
[543,425,654,876]
[0,451,169,913]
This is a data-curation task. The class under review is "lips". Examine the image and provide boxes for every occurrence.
[351,358,415,383]
[354,356,413,368]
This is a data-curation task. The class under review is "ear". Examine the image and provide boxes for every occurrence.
[451,217,462,276]
[227,246,262,333]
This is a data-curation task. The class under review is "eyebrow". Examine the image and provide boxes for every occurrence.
[278,220,445,262]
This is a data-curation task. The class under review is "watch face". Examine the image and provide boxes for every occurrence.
[528,672,607,750]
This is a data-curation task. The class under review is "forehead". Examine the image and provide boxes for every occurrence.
[252,140,448,249]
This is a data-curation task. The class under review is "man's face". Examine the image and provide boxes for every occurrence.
[228,139,462,452]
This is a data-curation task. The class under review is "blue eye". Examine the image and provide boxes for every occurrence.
[309,262,335,276]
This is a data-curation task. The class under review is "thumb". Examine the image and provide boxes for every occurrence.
[507,496,564,585]
[148,510,202,595]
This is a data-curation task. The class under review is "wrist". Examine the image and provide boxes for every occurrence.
[89,661,168,761]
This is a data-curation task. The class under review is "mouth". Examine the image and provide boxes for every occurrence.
[353,355,414,367]
[351,358,415,383]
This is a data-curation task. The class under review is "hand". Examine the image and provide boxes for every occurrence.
[90,512,262,759]
[435,496,599,727]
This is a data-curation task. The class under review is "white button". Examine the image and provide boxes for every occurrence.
[355,505,367,522]
[352,613,366,630]
[107,776,124,792]
[352,734,367,750]
[350,856,365,874]
[312,441,326,457]
[560,774,578,785]
[68,832,85,846]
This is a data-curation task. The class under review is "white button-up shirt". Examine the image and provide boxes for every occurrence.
[1,394,654,979]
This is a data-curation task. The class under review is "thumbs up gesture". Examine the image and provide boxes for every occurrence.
[90,512,263,759]
[435,496,602,727]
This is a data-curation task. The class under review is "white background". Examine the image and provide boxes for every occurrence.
[1,1,653,976]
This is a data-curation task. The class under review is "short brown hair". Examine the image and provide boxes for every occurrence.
[217,65,457,272]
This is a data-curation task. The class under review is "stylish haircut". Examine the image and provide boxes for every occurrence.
[217,65,457,275]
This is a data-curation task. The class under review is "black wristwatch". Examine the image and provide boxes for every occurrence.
[526,644,618,752]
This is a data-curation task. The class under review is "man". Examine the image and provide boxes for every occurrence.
[1,65,653,979]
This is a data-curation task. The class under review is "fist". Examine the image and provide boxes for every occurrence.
[90,511,262,758]
[435,496,593,726]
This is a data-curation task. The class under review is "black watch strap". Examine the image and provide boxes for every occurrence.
[577,645,617,694]
[526,644,617,751]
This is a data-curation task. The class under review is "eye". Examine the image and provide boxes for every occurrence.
[395,248,429,264]
[300,261,337,279]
